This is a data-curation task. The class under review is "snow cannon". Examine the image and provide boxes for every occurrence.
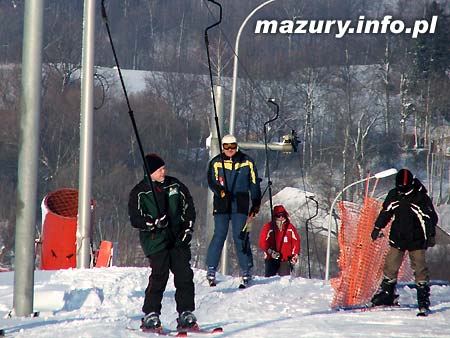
[40,189,95,270]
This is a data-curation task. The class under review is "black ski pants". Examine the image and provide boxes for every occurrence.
[142,245,195,315]
[264,259,291,277]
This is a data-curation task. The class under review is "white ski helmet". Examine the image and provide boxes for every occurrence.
[222,134,237,144]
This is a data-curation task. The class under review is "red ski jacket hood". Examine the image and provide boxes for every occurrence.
[273,205,290,222]
[259,205,300,261]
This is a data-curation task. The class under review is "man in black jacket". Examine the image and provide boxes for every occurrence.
[370,168,438,312]
[128,154,197,332]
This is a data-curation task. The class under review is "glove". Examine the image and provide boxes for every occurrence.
[219,189,228,199]
[145,214,168,231]
[427,236,436,248]
[219,189,231,211]
[249,204,260,216]
[267,248,280,260]
[289,254,298,265]
[371,227,380,241]
[155,214,168,228]
[181,221,194,244]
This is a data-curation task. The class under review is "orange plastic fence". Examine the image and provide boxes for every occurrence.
[330,196,413,308]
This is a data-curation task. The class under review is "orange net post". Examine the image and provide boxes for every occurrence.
[95,241,114,267]
[330,196,413,308]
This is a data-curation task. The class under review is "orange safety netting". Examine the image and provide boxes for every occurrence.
[330,196,414,308]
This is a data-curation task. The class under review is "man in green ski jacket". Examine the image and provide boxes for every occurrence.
[128,153,197,332]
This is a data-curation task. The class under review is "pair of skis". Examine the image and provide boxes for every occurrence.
[336,303,431,317]
[140,325,223,336]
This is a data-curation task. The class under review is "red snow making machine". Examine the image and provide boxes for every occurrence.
[40,189,94,270]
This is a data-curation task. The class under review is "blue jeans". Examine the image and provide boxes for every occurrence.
[206,213,253,274]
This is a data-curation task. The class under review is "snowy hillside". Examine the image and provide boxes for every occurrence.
[259,187,328,234]
[0,267,450,337]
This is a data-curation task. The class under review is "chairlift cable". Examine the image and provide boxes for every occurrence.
[265,98,279,251]
[204,0,230,196]
[100,0,163,217]
[304,196,318,279]
[202,0,294,131]
[298,158,324,277]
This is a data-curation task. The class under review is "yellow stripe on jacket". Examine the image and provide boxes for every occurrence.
[212,159,257,184]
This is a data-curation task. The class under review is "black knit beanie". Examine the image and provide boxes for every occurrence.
[144,153,165,175]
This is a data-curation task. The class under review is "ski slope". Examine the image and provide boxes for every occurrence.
[0,267,449,337]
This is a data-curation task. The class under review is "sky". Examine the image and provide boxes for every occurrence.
[0,266,449,338]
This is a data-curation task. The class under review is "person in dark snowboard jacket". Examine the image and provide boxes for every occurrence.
[370,168,438,311]
[128,153,197,331]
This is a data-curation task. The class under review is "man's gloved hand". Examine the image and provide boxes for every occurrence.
[146,214,168,231]
[155,214,168,228]
[371,227,381,241]
[219,189,230,202]
[219,189,231,211]
[427,236,436,248]
[145,221,155,231]
[181,221,194,244]
[249,204,260,216]
[289,254,298,265]
[219,189,228,199]
[267,248,281,260]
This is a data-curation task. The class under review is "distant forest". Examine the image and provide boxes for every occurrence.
[0,0,449,278]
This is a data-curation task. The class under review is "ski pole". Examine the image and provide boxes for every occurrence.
[239,182,269,236]
[238,181,270,252]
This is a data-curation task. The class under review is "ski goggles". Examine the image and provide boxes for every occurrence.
[223,143,238,150]
[275,213,285,218]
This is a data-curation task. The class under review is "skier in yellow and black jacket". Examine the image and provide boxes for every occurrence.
[205,134,261,286]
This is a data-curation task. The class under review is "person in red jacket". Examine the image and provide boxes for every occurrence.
[258,205,300,277]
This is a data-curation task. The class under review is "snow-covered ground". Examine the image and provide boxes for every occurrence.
[0,267,449,337]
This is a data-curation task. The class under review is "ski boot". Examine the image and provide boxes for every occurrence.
[177,311,198,330]
[417,281,430,315]
[206,267,216,286]
[370,277,399,306]
[239,271,251,289]
[140,312,162,332]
